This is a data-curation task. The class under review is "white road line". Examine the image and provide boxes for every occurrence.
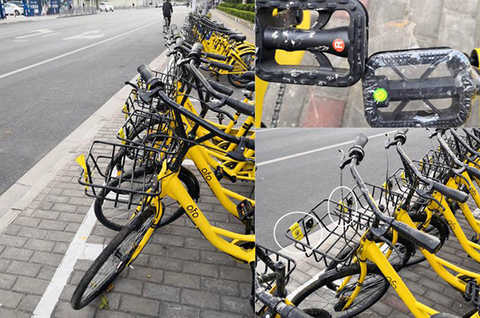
[15,29,53,39]
[32,202,98,318]
[0,20,159,80]
[256,131,395,167]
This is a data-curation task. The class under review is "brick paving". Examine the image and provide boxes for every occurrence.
[0,108,254,318]
[260,0,480,127]
[0,14,255,317]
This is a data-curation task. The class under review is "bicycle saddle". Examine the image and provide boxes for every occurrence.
[256,0,368,86]
[362,48,476,128]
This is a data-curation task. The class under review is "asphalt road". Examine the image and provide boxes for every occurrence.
[256,128,438,251]
[0,7,189,195]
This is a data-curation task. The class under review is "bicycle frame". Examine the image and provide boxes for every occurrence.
[157,163,255,262]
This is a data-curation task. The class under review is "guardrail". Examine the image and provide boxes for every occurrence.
[59,7,97,17]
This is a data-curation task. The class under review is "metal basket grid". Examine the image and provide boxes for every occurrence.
[284,183,405,268]
[77,140,165,210]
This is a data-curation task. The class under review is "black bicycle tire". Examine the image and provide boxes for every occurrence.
[291,263,389,318]
[71,207,154,309]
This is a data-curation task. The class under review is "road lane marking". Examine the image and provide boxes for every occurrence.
[0,20,159,81]
[64,30,104,40]
[15,29,54,39]
[80,243,104,260]
[256,131,395,167]
[32,202,98,318]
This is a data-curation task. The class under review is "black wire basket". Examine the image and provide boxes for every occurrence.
[123,71,179,116]
[117,109,176,150]
[77,129,182,210]
[411,150,452,184]
[284,183,404,268]
[77,140,163,209]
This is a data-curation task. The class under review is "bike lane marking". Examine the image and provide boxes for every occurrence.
[256,131,395,167]
[0,19,159,80]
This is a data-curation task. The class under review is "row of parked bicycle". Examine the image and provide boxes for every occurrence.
[256,128,480,318]
[69,13,256,310]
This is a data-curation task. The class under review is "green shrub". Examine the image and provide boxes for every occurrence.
[221,0,254,4]
[217,6,254,23]
[218,2,254,11]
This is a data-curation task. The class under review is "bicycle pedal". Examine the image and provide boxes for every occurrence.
[464,280,480,311]
[237,200,254,221]
[256,0,368,86]
[363,48,475,128]
[333,297,348,312]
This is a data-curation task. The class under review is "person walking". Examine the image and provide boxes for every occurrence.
[162,0,173,33]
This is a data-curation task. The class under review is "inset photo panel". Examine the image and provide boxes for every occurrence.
[255,128,480,317]
[255,0,480,128]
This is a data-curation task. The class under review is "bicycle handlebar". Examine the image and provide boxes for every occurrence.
[137,64,154,85]
[207,79,234,96]
[394,136,468,203]
[200,57,234,71]
[187,61,254,117]
[345,140,443,254]
[156,89,255,150]
[203,52,228,61]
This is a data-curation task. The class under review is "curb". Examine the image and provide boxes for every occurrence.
[0,50,169,233]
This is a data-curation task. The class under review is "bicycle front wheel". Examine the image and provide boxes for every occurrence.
[291,264,388,318]
[71,207,154,309]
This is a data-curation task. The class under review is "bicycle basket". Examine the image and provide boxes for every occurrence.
[118,110,176,148]
[285,183,403,268]
[77,140,173,209]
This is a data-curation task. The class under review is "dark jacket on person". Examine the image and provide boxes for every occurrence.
[162,1,173,16]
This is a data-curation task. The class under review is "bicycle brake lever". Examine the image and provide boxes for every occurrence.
[125,81,139,90]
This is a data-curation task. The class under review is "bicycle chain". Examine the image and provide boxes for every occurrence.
[271,83,287,128]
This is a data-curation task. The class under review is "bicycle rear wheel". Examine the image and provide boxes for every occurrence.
[71,207,155,309]
[291,264,388,318]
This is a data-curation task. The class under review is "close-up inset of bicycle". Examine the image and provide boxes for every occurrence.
[255,0,480,128]
[255,128,480,317]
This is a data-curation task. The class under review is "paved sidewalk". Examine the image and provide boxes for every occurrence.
[0,31,254,318]
[261,0,480,128]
